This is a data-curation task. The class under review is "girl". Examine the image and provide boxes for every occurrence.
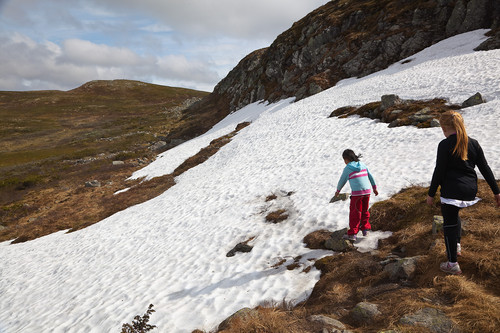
[335,149,378,241]
[427,111,500,275]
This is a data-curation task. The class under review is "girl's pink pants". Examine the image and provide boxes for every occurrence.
[348,195,371,235]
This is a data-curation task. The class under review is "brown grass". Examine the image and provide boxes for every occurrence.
[1,121,250,244]
[265,210,289,224]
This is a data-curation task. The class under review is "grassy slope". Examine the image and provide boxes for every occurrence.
[0,80,209,242]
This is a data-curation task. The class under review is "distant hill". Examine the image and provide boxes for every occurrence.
[180,0,499,142]
[0,79,208,170]
[0,79,208,236]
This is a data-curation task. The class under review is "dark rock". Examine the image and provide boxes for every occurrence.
[325,228,355,252]
[475,29,500,51]
[461,92,485,108]
[226,243,253,257]
[399,307,461,333]
[388,119,399,128]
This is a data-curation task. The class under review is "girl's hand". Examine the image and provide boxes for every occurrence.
[373,189,379,196]
[495,194,500,207]
[426,195,434,206]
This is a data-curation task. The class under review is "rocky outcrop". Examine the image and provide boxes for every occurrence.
[182,0,499,135]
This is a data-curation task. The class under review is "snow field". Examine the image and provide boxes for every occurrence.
[1,30,499,333]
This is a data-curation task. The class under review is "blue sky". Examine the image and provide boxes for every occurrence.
[0,0,328,92]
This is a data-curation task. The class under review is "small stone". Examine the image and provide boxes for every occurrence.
[308,315,346,329]
[112,160,125,165]
[226,243,253,257]
[430,119,440,127]
[85,180,101,188]
[432,215,443,234]
[383,256,420,281]
[388,119,399,128]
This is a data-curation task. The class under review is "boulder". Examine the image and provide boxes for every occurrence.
[218,308,259,331]
[461,92,485,108]
[350,302,381,324]
[399,307,461,333]
[380,95,403,111]
[325,228,355,252]
[308,315,346,330]
[383,256,421,281]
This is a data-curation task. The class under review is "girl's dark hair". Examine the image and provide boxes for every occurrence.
[342,149,362,162]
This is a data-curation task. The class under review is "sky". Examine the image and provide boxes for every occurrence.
[0,0,328,92]
[1,30,499,332]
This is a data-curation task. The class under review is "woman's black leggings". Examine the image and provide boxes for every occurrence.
[441,203,462,263]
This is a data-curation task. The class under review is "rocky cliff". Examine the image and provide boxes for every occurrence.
[174,0,499,141]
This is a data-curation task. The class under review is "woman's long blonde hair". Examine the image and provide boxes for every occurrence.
[440,111,468,160]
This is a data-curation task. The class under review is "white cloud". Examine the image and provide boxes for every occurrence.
[0,0,329,91]
[0,33,220,91]
[60,39,142,66]
[91,0,328,39]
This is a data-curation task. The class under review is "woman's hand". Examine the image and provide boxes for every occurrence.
[426,195,434,206]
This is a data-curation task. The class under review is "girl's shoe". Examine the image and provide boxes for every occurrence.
[440,262,462,275]
[457,243,461,256]
[362,229,371,236]
[342,234,357,241]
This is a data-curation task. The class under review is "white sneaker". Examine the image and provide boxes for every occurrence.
[440,262,462,275]
[457,243,461,256]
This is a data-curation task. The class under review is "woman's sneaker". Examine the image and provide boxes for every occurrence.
[440,262,462,275]
[457,243,461,256]
[342,234,357,241]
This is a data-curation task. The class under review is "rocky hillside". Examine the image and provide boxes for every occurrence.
[178,0,499,140]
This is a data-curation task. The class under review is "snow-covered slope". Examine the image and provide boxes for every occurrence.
[1,30,499,333]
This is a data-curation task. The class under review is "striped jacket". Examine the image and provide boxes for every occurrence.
[336,161,377,196]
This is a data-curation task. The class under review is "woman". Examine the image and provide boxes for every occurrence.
[427,111,500,275]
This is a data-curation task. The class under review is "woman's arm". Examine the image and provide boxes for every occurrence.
[428,140,449,198]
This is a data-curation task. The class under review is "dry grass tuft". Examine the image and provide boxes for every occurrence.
[433,276,500,331]
[218,304,303,333]
[265,209,289,224]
